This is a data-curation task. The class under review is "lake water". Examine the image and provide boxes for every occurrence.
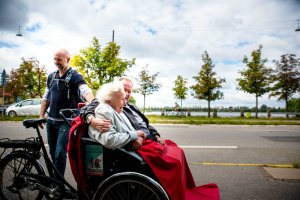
[144,111,297,118]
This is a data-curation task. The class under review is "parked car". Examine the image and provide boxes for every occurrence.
[5,99,42,117]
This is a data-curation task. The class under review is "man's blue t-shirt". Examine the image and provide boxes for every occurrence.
[46,68,85,121]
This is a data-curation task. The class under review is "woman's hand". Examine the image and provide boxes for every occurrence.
[133,136,144,149]
[136,130,146,139]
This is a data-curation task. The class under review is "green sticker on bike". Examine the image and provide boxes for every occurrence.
[85,145,103,176]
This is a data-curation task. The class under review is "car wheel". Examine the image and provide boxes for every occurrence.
[8,111,17,117]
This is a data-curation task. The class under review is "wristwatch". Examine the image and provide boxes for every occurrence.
[86,114,95,125]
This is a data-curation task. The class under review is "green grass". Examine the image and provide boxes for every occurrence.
[292,162,300,168]
[0,116,40,121]
[1,115,299,125]
[146,115,300,125]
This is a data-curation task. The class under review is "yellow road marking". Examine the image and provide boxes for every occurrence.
[192,162,293,168]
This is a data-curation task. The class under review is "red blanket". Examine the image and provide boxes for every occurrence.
[137,140,220,200]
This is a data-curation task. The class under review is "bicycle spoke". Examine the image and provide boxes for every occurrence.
[0,153,45,200]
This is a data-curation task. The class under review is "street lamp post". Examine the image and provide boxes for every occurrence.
[1,69,7,116]
[16,25,23,36]
[295,19,300,32]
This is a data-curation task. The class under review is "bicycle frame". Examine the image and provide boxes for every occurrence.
[0,118,80,199]
[31,119,77,194]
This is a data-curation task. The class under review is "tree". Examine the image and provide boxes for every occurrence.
[35,63,47,98]
[70,37,135,90]
[135,66,161,113]
[288,98,300,112]
[260,104,268,112]
[172,75,188,111]
[236,45,272,118]
[6,57,47,100]
[128,96,136,105]
[269,54,300,117]
[190,51,226,117]
[6,68,24,100]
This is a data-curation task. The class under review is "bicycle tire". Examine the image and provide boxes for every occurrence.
[93,172,169,200]
[0,151,45,200]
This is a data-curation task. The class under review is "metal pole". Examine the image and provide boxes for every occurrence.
[112,30,115,42]
[1,69,6,117]
[2,86,4,117]
[296,19,300,32]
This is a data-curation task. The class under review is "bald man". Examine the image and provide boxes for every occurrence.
[39,49,94,176]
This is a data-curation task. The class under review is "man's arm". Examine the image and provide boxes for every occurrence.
[148,125,160,137]
[126,104,164,145]
[129,104,161,138]
[39,99,49,118]
[89,107,141,149]
[39,99,49,129]
[79,84,94,103]
[80,99,111,132]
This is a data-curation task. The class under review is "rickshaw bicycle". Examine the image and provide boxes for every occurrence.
[0,109,169,200]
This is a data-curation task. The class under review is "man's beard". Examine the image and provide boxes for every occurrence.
[56,64,64,70]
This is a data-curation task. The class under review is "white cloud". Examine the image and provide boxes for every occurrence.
[0,0,299,108]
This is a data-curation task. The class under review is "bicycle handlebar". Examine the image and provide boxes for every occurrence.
[59,109,81,127]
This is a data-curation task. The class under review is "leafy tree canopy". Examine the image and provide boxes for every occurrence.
[270,54,300,116]
[190,51,225,102]
[237,45,272,97]
[270,54,300,101]
[135,66,160,113]
[70,37,135,90]
[173,75,188,100]
[6,57,47,100]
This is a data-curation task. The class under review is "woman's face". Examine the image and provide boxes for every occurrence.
[109,90,126,113]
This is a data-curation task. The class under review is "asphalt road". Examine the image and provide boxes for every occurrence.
[0,121,299,200]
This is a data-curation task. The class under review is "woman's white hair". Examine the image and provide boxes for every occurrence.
[96,82,125,103]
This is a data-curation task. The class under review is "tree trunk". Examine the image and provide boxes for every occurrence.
[143,94,146,114]
[255,95,258,119]
[208,100,211,118]
[180,98,183,115]
[285,97,289,118]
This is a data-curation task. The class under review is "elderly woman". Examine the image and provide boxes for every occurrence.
[88,82,146,150]
[88,82,220,200]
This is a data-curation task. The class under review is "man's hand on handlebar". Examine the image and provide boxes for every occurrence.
[38,115,46,129]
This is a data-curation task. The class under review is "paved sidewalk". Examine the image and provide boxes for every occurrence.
[263,167,300,180]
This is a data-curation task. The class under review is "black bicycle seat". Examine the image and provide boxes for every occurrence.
[23,118,47,128]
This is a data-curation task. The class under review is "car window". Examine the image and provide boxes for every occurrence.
[20,100,32,106]
[32,99,41,105]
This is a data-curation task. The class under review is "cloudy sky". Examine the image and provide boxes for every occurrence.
[0,0,299,109]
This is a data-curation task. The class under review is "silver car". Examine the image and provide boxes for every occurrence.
[5,99,42,117]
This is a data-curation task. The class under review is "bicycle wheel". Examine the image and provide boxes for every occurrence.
[0,151,45,200]
[93,172,169,200]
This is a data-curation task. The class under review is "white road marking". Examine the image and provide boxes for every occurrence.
[179,145,238,149]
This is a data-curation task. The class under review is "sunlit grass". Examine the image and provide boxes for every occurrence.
[146,115,300,125]
[1,115,299,125]
[0,116,40,121]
